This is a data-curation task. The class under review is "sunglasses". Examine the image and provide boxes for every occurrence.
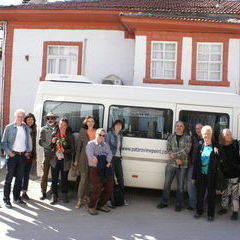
[87,120,95,123]
[47,117,56,120]
[98,134,106,137]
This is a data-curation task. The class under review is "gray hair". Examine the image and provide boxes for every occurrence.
[96,128,106,135]
[201,125,212,135]
[14,108,25,116]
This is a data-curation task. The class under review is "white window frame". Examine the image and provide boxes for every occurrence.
[196,42,223,82]
[150,41,177,80]
[46,45,79,75]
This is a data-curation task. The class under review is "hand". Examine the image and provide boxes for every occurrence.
[106,162,111,168]
[9,152,15,158]
[192,179,196,184]
[214,147,219,154]
[52,137,58,144]
[176,159,183,166]
[169,153,175,159]
[73,161,78,167]
[92,157,98,164]
[25,152,31,159]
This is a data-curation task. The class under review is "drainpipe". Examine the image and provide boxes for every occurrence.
[0,21,7,137]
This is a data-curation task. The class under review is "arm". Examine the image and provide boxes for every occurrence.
[38,127,49,149]
[1,126,12,155]
[175,135,192,159]
[74,137,84,163]
[105,142,113,163]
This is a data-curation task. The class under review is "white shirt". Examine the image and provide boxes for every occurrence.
[115,135,121,157]
[12,126,26,152]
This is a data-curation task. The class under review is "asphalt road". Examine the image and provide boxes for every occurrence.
[0,176,240,240]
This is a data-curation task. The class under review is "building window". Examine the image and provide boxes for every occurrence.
[196,43,223,82]
[151,41,177,79]
[40,41,82,81]
[47,45,78,75]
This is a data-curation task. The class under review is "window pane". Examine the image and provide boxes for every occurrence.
[198,63,208,71]
[48,46,58,55]
[210,54,221,61]
[164,70,174,79]
[211,44,221,53]
[165,43,176,51]
[198,53,209,61]
[198,44,209,53]
[47,59,56,74]
[164,61,175,70]
[152,61,163,78]
[152,51,164,59]
[210,72,221,81]
[59,59,67,74]
[165,52,175,60]
[197,71,208,80]
[42,101,104,133]
[179,110,229,140]
[210,63,221,71]
[108,106,173,139]
[153,43,163,51]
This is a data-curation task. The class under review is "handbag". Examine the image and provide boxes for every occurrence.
[69,163,80,177]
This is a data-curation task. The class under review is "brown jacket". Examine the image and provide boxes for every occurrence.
[75,128,90,174]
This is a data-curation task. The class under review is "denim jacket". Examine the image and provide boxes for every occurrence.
[1,122,32,157]
[106,130,123,156]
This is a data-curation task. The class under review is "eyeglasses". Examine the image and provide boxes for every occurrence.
[98,134,106,137]
[47,117,56,120]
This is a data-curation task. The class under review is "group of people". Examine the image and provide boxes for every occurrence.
[1,109,240,220]
[1,109,125,216]
[157,121,240,222]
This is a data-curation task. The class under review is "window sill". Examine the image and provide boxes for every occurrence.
[189,80,230,87]
[143,78,183,84]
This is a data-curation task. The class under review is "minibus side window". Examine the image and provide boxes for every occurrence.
[42,101,104,133]
[108,105,173,140]
[179,110,229,140]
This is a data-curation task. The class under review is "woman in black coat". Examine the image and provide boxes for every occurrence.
[192,125,221,222]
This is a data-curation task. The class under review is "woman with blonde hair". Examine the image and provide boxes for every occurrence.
[217,129,240,220]
[192,125,221,221]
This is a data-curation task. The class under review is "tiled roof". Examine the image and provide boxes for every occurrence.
[2,0,240,15]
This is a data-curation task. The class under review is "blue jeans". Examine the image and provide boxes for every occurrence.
[187,165,197,208]
[161,164,187,206]
[4,155,26,201]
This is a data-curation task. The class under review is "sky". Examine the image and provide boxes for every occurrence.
[0,0,63,6]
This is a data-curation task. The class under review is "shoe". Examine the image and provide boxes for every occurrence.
[186,206,195,211]
[97,206,111,213]
[40,193,47,200]
[175,205,182,212]
[231,212,238,221]
[4,200,13,209]
[88,207,98,215]
[22,192,30,200]
[13,198,26,205]
[157,202,168,209]
[194,212,203,219]
[217,208,228,215]
[207,216,214,222]
[50,194,58,205]
[75,199,83,209]
[62,194,69,203]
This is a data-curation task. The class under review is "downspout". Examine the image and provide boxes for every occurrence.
[0,21,7,137]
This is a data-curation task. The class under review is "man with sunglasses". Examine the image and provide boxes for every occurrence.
[39,112,58,200]
[86,128,113,215]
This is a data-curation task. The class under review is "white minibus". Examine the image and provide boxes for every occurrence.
[34,79,240,189]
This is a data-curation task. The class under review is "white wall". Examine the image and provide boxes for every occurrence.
[133,35,240,93]
[9,29,135,122]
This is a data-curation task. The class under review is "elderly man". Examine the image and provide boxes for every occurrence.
[86,128,113,215]
[1,109,32,208]
[157,121,192,212]
[39,112,58,200]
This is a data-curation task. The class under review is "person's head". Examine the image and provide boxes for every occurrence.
[59,118,68,132]
[195,123,203,137]
[175,121,185,135]
[24,113,36,128]
[112,120,123,134]
[14,109,25,125]
[219,128,233,145]
[82,115,95,129]
[201,125,213,143]
[45,112,58,127]
[95,128,106,144]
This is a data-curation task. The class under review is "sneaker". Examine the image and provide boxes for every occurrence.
[4,200,13,209]
[75,199,82,209]
[231,212,238,221]
[97,206,111,213]
[186,206,195,211]
[22,192,30,200]
[13,199,26,205]
[156,202,168,209]
[40,193,47,200]
[175,205,182,212]
[217,208,227,215]
[88,207,98,215]
[194,212,203,219]
[207,216,214,222]
[50,194,58,205]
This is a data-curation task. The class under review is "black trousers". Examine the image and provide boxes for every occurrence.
[22,161,33,191]
[4,155,26,201]
[196,174,216,217]
[51,159,69,196]
[112,156,124,190]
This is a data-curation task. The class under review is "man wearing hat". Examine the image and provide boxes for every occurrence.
[39,112,58,200]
